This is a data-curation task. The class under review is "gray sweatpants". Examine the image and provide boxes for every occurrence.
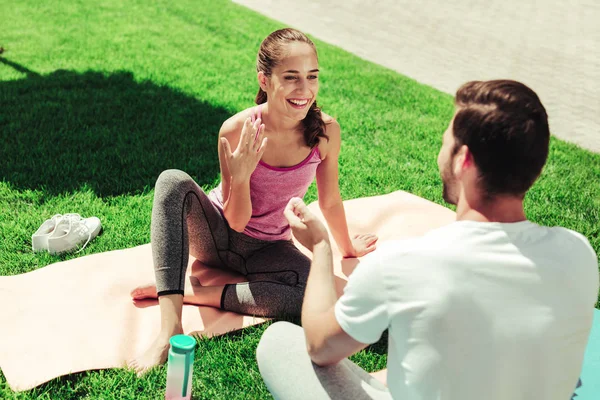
[257,322,392,400]
[151,169,311,317]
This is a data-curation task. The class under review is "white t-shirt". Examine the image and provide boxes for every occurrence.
[335,220,599,400]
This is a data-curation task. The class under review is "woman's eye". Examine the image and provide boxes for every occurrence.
[308,75,318,80]
[284,76,298,81]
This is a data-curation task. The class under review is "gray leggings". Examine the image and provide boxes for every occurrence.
[257,322,392,400]
[151,169,311,317]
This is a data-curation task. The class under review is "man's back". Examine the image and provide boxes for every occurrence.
[338,220,598,399]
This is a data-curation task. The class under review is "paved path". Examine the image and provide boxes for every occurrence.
[234,0,600,153]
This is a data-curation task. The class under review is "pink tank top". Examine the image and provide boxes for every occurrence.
[209,105,322,241]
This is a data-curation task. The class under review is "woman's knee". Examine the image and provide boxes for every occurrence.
[154,169,196,202]
[281,244,311,285]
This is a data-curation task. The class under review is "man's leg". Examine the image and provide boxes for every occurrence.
[256,322,392,400]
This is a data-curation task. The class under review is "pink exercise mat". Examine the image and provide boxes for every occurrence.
[0,191,455,391]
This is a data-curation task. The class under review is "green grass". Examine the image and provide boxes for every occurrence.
[0,0,598,398]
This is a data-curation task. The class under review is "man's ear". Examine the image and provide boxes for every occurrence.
[453,145,472,177]
[257,71,268,91]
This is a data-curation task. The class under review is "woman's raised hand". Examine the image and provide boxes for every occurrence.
[220,117,268,183]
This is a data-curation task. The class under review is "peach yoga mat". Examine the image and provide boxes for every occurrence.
[0,191,455,392]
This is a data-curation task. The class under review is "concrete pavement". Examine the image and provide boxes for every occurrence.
[234,0,600,153]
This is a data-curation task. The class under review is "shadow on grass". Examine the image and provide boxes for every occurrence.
[0,57,231,196]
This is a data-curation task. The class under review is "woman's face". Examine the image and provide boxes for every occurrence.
[261,41,319,121]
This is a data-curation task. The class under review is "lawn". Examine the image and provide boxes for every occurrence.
[1,0,599,398]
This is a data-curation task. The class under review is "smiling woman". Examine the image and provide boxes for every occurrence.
[254,29,326,149]
[127,27,379,375]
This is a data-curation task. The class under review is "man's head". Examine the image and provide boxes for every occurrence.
[437,80,550,205]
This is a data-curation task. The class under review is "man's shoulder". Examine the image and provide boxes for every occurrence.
[372,225,460,266]
[549,225,592,242]
[543,224,594,250]
[545,226,598,262]
[370,222,597,267]
[377,224,462,252]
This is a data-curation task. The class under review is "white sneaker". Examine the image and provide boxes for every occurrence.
[47,214,102,255]
[32,214,63,252]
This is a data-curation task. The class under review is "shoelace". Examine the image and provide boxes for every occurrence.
[59,213,93,253]
[49,214,63,225]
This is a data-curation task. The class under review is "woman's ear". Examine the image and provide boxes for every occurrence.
[257,71,268,91]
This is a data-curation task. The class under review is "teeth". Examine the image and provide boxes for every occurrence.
[289,99,308,106]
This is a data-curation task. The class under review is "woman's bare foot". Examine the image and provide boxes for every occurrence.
[127,324,183,375]
[130,277,222,307]
[127,294,185,376]
[130,277,203,301]
[130,285,158,300]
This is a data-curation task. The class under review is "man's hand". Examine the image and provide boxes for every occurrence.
[284,198,330,252]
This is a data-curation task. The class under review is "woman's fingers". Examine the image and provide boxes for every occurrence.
[354,233,379,246]
[248,118,261,148]
[364,243,377,254]
[237,117,265,158]
[220,137,233,158]
[238,117,264,153]
[257,137,268,156]
[364,234,378,244]
[355,233,377,239]
[254,123,266,152]
[237,118,251,151]
[253,117,262,132]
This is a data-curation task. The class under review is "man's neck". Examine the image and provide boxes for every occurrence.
[455,192,527,223]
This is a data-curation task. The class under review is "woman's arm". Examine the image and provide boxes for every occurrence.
[315,120,377,258]
[218,117,267,232]
[315,121,353,256]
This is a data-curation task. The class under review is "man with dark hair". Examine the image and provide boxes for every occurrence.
[256,80,598,399]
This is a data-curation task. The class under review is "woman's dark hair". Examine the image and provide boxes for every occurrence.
[452,80,550,198]
[255,28,328,148]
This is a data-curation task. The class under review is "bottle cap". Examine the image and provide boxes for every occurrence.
[169,334,196,354]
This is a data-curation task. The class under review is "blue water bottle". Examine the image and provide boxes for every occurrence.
[165,334,196,400]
